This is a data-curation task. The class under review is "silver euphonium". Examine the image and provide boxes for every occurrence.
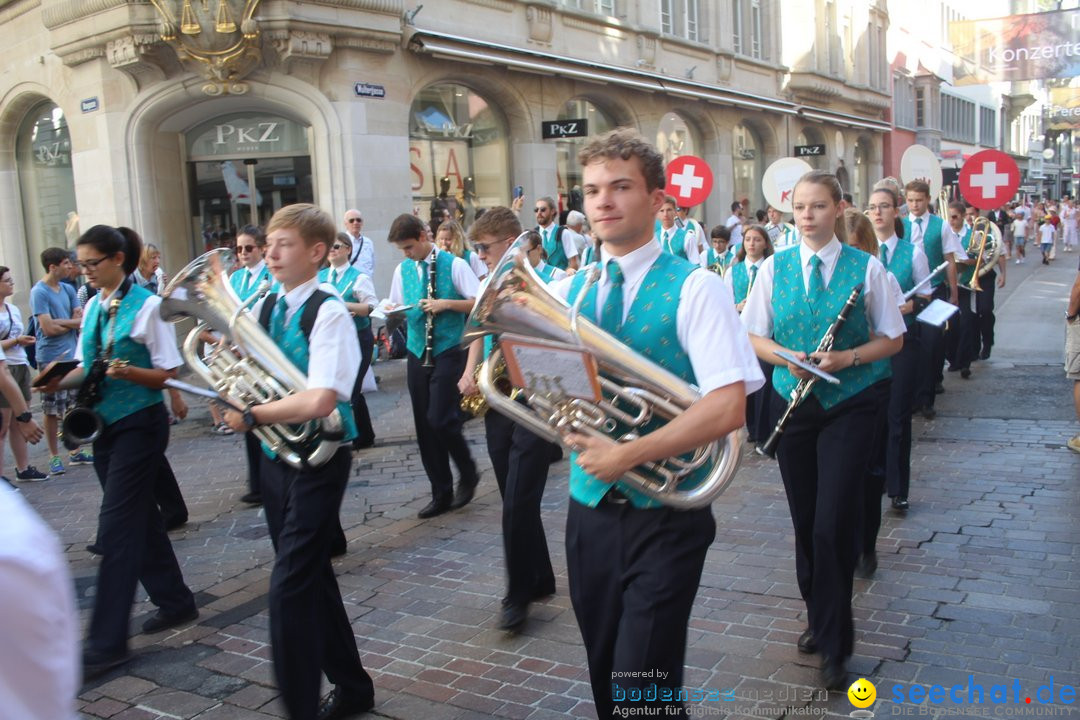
[463,235,743,510]
[160,249,346,469]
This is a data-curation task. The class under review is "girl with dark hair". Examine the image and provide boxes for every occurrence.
[741,172,905,690]
[44,224,197,679]
[523,230,568,283]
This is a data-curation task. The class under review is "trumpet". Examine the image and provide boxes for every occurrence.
[459,352,521,417]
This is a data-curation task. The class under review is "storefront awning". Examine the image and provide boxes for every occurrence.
[407,29,892,133]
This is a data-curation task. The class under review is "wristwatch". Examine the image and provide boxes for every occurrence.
[851,348,862,367]
[15,411,32,423]
[242,405,258,429]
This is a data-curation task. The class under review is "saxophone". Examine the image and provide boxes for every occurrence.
[422,249,436,368]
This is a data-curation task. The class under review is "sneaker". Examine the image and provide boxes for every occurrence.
[1068,435,1080,454]
[15,465,48,482]
[48,455,65,475]
[68,450,94,466]
[213,423,235,436]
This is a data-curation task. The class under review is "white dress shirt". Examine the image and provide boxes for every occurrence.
[879,234,931,296]
[76,292,184,370]
[347,234,376,279]
[909,212,967,257]
[725,214,744,246]
[250,276,361,402]
[723,256,766,303]
[388,248,480,307]
[550,241,764,396]
[657,223,702,265]
[741,237,907,341]
[0,485,79,720]
[538,222,580,261]
[466,252,488,280]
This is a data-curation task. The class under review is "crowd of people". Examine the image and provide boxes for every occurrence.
[3,127,1079,720]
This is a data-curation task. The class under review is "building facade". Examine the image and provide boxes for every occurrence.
[0,0,890,298]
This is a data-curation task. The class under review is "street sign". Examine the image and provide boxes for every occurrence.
[959,149,1021,210]
[664,155,713,207]
[81,97,99,113]
[354,82,386,98]
[794,144,826,157]
[542,119,588,139]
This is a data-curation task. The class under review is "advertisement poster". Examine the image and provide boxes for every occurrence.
[950,8,1080,85]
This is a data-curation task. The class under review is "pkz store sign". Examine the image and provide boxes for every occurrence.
[187,113,309,159]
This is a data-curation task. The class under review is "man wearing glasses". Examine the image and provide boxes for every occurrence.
[343,210,375,279]
[533,197,580,272]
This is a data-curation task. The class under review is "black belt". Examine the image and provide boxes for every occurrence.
[602,488,630,505]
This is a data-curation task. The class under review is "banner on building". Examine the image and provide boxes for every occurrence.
[1047,87,1080,130]
[950,8,1080,85]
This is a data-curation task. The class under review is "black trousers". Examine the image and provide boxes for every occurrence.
[483,410,555,605]
[861,380,892,557]
[975,270,997,354]
[917,284,950,408]
[567,499,715,719]
[886,328,920,500]
[244,431,262,497]
[261,446,373,720]
[351,328,375,446]
[772,385,879,661]
[406,349,476,502]
[87,403,195,656]
[745,359,774,444]
[952,287,978,371]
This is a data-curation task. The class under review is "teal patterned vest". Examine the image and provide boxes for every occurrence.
[262,294,358,458]
[535,263,559,283]
[884,238,916,328]
[401,251,465,358]
[904,213,945,287]
[705,247,729,271]
[772,245,877,410]
[538,225,568,269]
[730,261,758,305]
[957,226,979,287]
[81,285,162,426]
[319,265,371,331]
[657,226,688,259]
[230,265,270,302]
[565,252,707,509]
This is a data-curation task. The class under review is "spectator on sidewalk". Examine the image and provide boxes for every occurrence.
[1067,260,1080,454]
[0,267,46,482]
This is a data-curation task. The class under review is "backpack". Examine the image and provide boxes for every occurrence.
[257,289,331,343]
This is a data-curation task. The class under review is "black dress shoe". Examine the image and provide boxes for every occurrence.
[417,499,451,519]
[855,552,878,578]
[979,349,991,360]
[947,364,961,372]
[960,368,971,379]
[82,649,131,681]
[240,492,262,505]
[86,543,103,556]
[142,606,199,634]
[499,602,528,631]
[450,474,479,509]
[317,686,374,720]
[891,496,910,512]
[797,628,817,654]
[820,656,848,691]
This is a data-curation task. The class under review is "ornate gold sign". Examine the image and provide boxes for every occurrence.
[150,0,262,95]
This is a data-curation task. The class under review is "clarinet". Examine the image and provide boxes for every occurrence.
[421,250,436,368]
[756,283,864,459]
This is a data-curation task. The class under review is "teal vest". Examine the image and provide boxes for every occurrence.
[81,285,162,426]
[538,225,569,269]
[731,261,759,305]
[771,245,877,410]
[904,214,945,286]
[657,226,688,259]
[883,238,916,328]
[262,294,358,457]
[565,252,707,509]
[230,265,270,302]
[581,244,597,266]
[319,265,371,331]
[535,263,559,283]
[401,251,465,358]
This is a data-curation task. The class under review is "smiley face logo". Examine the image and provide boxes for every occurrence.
[848,678,876,708]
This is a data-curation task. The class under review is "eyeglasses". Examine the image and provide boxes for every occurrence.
[76,257,110,270]
[236,245,256,253]
[949,214,961,220]
[332,243,348,250]
[533,207,546,213]
[346,218,363,223]
[474,239,511,254]
[866,204,894,213]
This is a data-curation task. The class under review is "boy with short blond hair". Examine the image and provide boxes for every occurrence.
[224,203,373,720]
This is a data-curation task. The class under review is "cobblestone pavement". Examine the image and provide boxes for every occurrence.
[12,256,1080,720]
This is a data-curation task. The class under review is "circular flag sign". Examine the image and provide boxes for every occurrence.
[959,149,1020,210]
[665,155,713,207]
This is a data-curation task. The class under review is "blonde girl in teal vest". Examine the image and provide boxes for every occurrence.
[49,225,196,679]
[742,171,905,691]
[436,219,488,281]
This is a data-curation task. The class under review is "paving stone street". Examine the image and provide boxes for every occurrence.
[14,256,1080,720]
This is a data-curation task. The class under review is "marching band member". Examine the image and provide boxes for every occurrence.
[726,225,775,444]
[46,225,197,680]
[947,203,978,380]
[320,232,378,449]
[534,196,580,271]
[676,205,707,258]
[222,204,373,720]
[458,211,557,632]
[868,189,930,518]
[523,231,568,283]
[700,225,734,273]
[655,195,701,263]
[958,205,1007,361]
[743,171,904,690]
[551,128,762,717]
[765,205,798,248]
[230,226,271,504]
[436,219,488,281]
[387,214,480,518]
[903,180,963,419]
